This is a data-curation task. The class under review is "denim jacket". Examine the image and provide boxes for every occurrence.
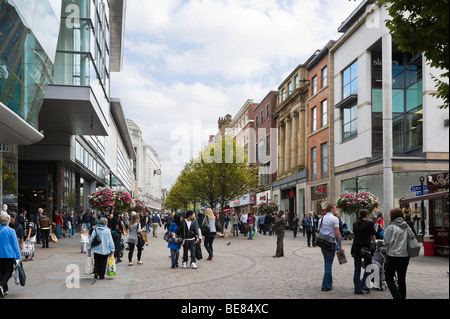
[88,224,115,256]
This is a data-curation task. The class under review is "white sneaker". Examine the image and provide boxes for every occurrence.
[190,262,198,269]
[182,262,187,269]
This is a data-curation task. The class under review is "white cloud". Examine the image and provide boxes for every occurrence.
[111,0,361,189]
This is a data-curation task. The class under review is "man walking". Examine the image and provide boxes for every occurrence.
[177,211,200,269]
[305,211,317,247]
[273,211,286,258]
[151,213,161,238]
[317,203,342,292]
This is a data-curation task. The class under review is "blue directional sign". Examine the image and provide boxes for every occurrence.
[415,190,429,196]
[410,185,428,193]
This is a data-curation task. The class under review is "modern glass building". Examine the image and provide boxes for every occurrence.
[17,0,132,217]
[1,0,60,211]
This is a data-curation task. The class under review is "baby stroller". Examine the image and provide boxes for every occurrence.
[119,239,125,259]
[362,240,388,291]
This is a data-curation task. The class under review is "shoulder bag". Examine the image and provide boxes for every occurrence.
[314,217,336,251]
[407,232,421,258]
[91,229,102,248]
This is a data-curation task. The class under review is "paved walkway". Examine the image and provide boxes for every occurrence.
[5,227,449,300]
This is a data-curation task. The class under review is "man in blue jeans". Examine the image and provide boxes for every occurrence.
[317,203,342,291]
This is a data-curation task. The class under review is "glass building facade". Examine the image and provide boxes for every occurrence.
[1,0,60,211]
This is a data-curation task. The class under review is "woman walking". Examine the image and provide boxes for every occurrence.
[87,218,115,280]
[232,212,239,237]
[127,213,143,266]
[384,208,415,299]
[108,211,123,263]
[0,214,21,297]
[351,209,377,295]
[202,208,217,260]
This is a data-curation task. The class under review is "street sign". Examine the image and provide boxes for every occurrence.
[410,185,428,192]
[415,190,429,196]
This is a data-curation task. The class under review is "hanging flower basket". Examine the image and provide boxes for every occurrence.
[337,192,380,215]
[132,200,146,214]
[258,202,279,215]
[114,191,133,212]
[88,188,115,213]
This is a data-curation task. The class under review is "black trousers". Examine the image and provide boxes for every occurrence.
[128,243,143,262]
[93,253,109,279]
[385,256,410,299]
[41,229,50,248]
[306,229,316,247]
[0,258,15,293]
[182,239,196,264]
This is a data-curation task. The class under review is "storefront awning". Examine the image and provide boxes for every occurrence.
[399,191,449,205]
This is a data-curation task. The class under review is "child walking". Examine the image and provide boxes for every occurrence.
[168,214,181,268]
[80,228,89,253]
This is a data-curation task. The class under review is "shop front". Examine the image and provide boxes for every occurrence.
[229,193,256,215]
[427,173,449,257]
[399,172,449,257]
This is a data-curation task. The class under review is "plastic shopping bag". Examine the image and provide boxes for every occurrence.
[107,257,116,277]
[85,255,95,275]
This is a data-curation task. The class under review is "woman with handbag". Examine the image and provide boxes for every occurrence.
[351,209,377,295]
[87,218,115,280]
[0,214,22,297]
[127,214,143,266]
[384,208,416,299]
[202,208,217,260]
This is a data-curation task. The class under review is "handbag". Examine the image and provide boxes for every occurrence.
[137,233,145,248]
[91,229,102,248]
[314,218,336,251]
[407,234,421,258]
[50,233,58,244]
[15,261,26,287]
[163,231,173,243]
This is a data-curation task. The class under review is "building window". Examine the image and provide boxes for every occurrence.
[312,107,317,132]
[255,116,258,128]
[266,104,270,118]
[312,76,318,95]
[321,99,328,127]
[343,60,358,99]
[282,89,286,101]
[371,51,423,154]
[261,110,264,123]
[322,66,328,87]
[321,143,328,179]
[311,147,317,181]
[266,134,270,154]
[295,75,299,89]
[342,102,358,142]
[288,82,292,95]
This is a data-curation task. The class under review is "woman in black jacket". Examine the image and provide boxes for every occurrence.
[351,209,377,295]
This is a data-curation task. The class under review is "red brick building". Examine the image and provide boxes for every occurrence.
[305,40,335,215]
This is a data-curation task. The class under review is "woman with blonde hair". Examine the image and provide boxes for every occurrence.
[202,208,217,260]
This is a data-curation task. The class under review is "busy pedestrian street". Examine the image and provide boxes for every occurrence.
[5,226,449,300]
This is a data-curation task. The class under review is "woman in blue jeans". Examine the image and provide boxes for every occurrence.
[351,209,377,294]
[317,203,342,291]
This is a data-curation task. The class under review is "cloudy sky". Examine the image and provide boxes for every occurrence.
[111,0,361,190]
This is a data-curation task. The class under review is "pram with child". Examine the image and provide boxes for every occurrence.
[362,240,388,291]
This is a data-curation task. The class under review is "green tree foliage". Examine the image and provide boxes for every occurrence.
[165,136,260,232]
